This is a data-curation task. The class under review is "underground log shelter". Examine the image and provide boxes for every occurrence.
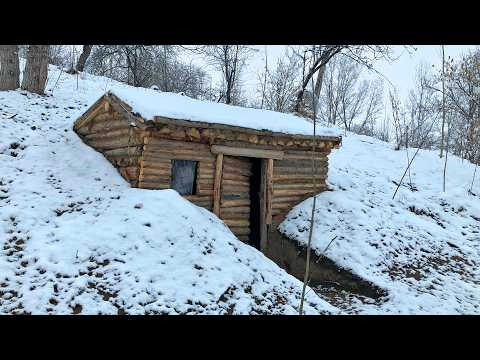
[73,88,341,252]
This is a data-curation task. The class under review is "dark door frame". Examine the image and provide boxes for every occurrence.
[211,145,275,252]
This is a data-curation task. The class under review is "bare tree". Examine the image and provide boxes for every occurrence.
[389,89,404,150]
[376,107,391,143]
[67,45,93,74]
[48,45,70,68]
[421,49,480,163]
[258,50,301,112]
[258,45,268,109]
[87,45,157,87]
[21,45,49,95]
[405,63,440,150]
[193,45,254,105]
[292,45,346,114]
[88,45,215,100]
[318,56,383,135]
[353,79,384,136]
[0,45,20,90]
[440,45,446,158]
[292,45,397,114]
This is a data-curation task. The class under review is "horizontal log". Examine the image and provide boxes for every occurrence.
[84,113,127,132]
[221,179,250,187]
[142,167,171,177]
[183,195,213,201]
[85,136,143,150]
[283,148,330,158]
[142,152,214,163]
[222,167,252,177]
[221,185,250,193]
[273,189,318,197]
[224,219,250,227]
[144,147,212,157]
[145,146,213,160]
[198,164,214,174]
[119,166,139,181]
[273,173,327,181]
[198,162,215,170]
[273,166,327,175]
[272,209,289,217]
[211,145,284,160]
[228,227,251,236]
[283,153,329,160]
[273,187,328,197]
[223,156,252,166]
[274,159,327,167]
[78,119,129,136]
[184,198,213,209]
[197,186,214,193]
[138,182,171,190]
[272,195,308,204]
[272,202,300,210]
[139,174,170,183]
[104,146,143,157]
[146,141,212,152]
[146,136,211,151]
[221,199,251,207]
[107,156,139,167]
[84,128,141,141]
[197,173,214,181]
[197,175,214,183]
[219,206,250,214]
[140,159,171,170]
[197,189,214,196]
[236,235,250,242]
[222,172,249,182]
[273,182,326,190]
[220,212,250,220]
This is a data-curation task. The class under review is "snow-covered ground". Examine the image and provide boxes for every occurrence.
[280,134,480,314]
[0,65,337,314]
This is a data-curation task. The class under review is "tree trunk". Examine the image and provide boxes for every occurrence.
[75,45,92,72]
[312,64,326,114]
[440,45,446,158]
[0,45,20,90]
[21,45,49,95]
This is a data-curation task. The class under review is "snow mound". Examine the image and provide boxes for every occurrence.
[0,65,336,314]
[280,134,480,314]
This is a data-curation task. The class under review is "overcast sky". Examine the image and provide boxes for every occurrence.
[187,45,478,106]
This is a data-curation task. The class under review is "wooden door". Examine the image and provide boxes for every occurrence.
[219,155,252,242]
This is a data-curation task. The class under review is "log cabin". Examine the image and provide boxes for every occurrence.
[73,88,341,253]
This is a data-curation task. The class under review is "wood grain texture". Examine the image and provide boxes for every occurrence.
[213,153,223,216]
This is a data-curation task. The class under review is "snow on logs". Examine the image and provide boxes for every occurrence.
[73,95,341,243]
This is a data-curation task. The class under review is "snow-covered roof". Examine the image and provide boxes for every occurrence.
[106,87,341,138]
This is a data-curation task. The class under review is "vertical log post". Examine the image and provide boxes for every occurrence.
[265,158,274,226]
[213,153,224,216]
[260,158,274,252]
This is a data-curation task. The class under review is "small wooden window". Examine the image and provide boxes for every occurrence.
[171,160,198,196]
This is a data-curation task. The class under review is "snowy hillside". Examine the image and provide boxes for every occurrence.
[0,65,337,314]
[280,133,480,314]
[2,63,479,315]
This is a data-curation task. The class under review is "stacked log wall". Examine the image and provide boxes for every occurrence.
[271,147,330,226]
[74,103,143,187]
[139,134,215,210]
